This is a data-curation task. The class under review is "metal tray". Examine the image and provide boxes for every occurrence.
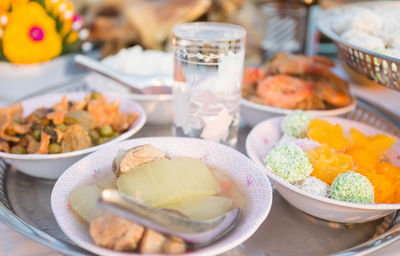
[0,85,399,255]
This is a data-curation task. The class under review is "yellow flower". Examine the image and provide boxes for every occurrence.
[2,2,62,64]
[0,0,11,12]
[11,0,30,10]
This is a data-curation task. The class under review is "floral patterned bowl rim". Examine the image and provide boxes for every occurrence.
[51,137,273,256]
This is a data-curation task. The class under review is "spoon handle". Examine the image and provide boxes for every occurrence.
[74,55,143,94]
[98,189,241,245]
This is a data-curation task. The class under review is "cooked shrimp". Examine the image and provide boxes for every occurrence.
[314,82,352,107]
[242,67,265,86]
[266,52,335,76]
[256,75,314,109]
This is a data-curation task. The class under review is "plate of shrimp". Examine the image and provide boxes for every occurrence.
[241,53,356,126]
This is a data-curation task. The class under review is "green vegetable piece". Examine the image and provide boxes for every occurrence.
[64,110,96,130]
[111,132,120,139]
[48,143,63,154]
[11,145,27,154]
[55,123,67,131]
[89,130,100,141]
[33,129,41,141]
[95,137,111,145]
[100,125,113,137]
[91,92,102,100]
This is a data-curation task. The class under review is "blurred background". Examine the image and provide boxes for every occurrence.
[71,0,375,62]
[0,0,389,105]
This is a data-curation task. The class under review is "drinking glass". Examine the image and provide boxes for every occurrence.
[172,22,246,147]
[260,2,307,60]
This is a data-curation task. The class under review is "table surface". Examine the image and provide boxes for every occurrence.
[1,78,400,255]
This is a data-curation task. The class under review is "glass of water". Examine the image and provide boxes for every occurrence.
[172,22,246,147]
[260,2,307,60]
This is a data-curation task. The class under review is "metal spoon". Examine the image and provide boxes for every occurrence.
[98,189,241,248]
[74,55,173,95]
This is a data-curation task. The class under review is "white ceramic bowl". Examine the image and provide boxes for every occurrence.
[246,117,400,223]
[86,72,172,125]
[240,98,357,127]
[51,137,273,256]
[0,92,146,180]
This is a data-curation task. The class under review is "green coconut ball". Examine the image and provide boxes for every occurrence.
[264,143,313,183]
[331,171,374,204]
[281,111,313,138]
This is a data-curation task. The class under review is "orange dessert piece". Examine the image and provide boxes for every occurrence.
[308,119,350,152]
[346,146,382,171]
[308,144,354,185]
[349,129,395,150]
[346,129,396,170]
[356,163,400,204]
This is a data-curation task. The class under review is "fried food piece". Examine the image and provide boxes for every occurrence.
[139,229,186,254]
[90,211,186,254]
[61,124,92,152]
[111,112,138,132]
[55,129,64,143]
[53,96,69,112]
[88,98,120,126]
[72,94,91,111]
[27,135,40,154]
[39,132,50,154]
[0,141,10,153]
[90,211,145,251]
[10,122,31,134]
[0,103,23,142]
[162,236,186,254]
[112,144,169,177]
[139,228,166,254]
[46,110,66,125]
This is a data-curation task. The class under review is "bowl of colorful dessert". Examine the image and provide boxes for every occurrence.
[240,53,356,127]
[246,111,400,223]
[0,91,146,179]
[51,137,273,255]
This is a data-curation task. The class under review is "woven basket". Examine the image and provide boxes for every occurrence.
[317,1,400,91]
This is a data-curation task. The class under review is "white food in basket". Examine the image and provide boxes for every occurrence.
[351,10,383,36]
[335,7,400,57]
[341,29,385,50]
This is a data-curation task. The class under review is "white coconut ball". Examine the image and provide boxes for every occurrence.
[297,176,330,197]
[351,9,383,36]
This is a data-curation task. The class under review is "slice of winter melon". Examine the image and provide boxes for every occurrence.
[160,195,232,221]
[69,184,102,222]
[116,157,220,207]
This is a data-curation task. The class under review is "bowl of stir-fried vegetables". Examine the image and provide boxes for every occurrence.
[0,91,146,179]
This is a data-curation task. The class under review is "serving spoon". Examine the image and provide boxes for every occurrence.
[98,189,241,249]
[74,55,173,95]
